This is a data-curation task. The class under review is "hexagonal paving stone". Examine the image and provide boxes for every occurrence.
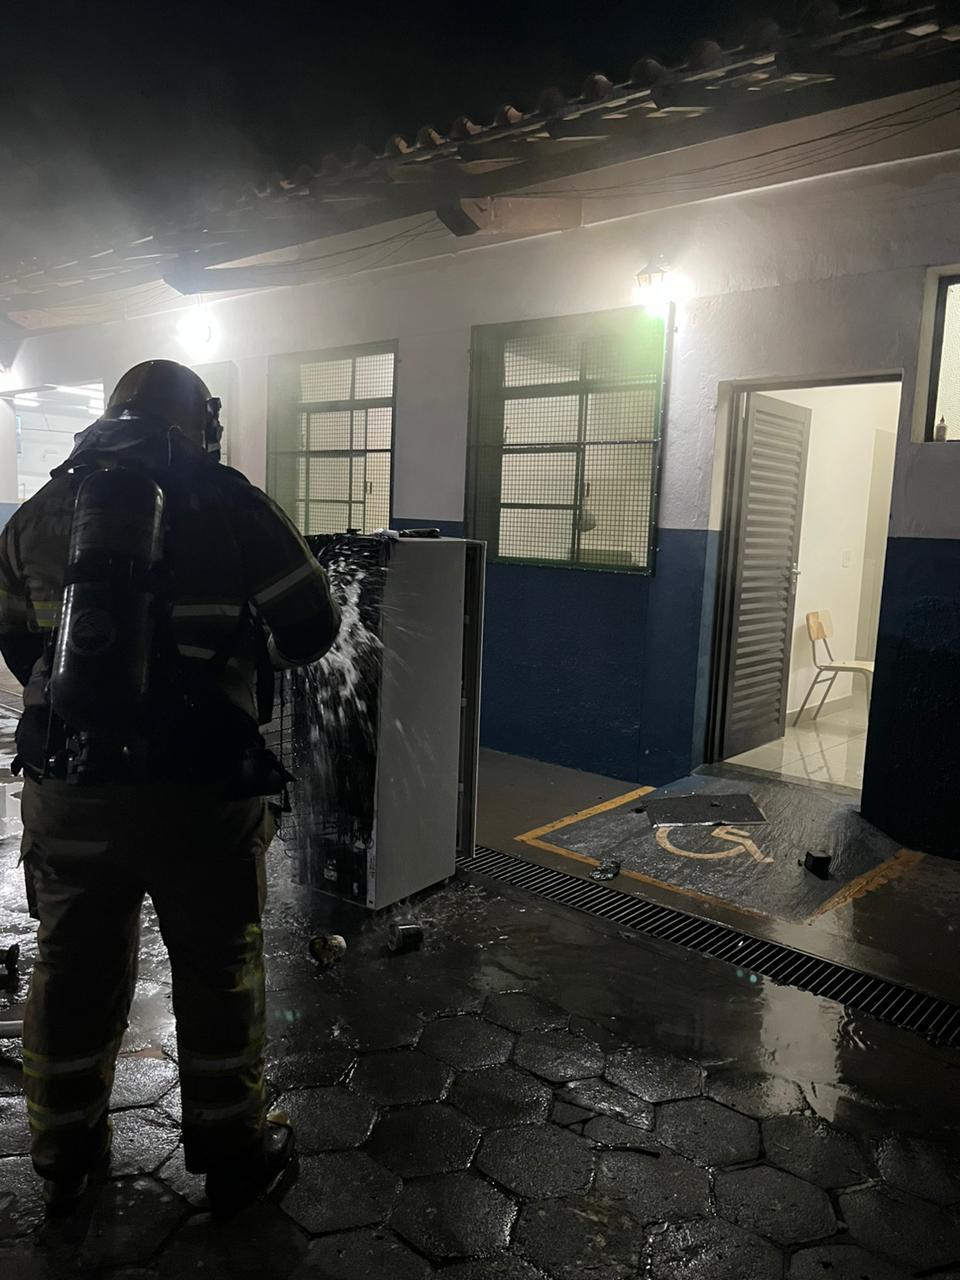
[420,1015,515,1069]
[605,1046,701,1103]
[110,1053,178,1109]
[0,1044,24,1098]
[763,1114,873,1189]
[367,1103,481,1177]
[281,1151,401,1234]
[332,1000,424,1052]
[595,1148,710,1223]
[557,1078,654,1129]
[656,1098,759,1167]
[157,1085,181,1125]
[158,1200,307,1278]
[450,1066,552,1128]
[476,1125,595,1199]
[513,1031,605,1084]
[348,1050,453,1106]
[0,1096,29,1156]
[156,1145,208,1209]
[704,1070,806,1119]
[788,1243,912,1280]
[392,977,486,1020]
[484,992,568,1034]
[390,1172,517,1260]
[0,1156,45,1237]
[278,1086,377,1153]
[0,1244,51,1279]
[648,1218,784,1280]
[876,1133,960,1206]
[514,1194,644,1279]
[552,1100,592,1127]
[77,1176,187,1271]
[443,1257,546,1280]
[840,1186,960,1270]
[266,1045,358,1093]
[291,1227,432,1280]
[716,1165,836,1246]
[110,1108,180,1175]
[584,1116,661,1150]
[567,1015,627,1054]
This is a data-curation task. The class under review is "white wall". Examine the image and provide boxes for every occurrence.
[768,384,900,712]
[857,426,897,659]
[15,408,80,500]
[0,400,17,504]
[8,150,960,539]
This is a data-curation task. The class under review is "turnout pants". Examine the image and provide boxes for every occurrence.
[20,777,273,1180]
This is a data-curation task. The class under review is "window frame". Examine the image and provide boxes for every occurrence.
[925,273,960,441]
[267,339,398,535]
[465,307,670,575]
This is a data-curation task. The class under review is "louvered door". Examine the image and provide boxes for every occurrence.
[721,393,811,758]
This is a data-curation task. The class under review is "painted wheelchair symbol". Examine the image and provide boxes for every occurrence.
[655,824,773,865]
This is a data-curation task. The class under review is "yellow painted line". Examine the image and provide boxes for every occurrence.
[805,849,925,920]
[618,867,773,921]
[515,784,773,922]
[515,786,655,847]
[519,836,601,867]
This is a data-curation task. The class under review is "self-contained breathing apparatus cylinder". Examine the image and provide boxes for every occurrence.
[50,468,165,740]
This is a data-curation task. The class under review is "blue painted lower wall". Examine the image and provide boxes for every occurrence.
[0,502,17,530]
[480,529,713,784]
[862,536,960,860]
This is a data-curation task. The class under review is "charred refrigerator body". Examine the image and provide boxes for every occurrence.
[276,533,484,909]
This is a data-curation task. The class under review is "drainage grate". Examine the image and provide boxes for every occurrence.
[462,846,960,1049]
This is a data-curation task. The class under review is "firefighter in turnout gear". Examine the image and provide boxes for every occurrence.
[0,360,340,1213]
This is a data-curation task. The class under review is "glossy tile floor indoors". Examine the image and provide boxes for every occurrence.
[727,697,870,790]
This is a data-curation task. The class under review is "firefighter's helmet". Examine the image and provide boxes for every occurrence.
[106,360,221,452]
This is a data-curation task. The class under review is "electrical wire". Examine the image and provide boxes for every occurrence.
[12,83,956,321]
[237,217,439,277]
[609,98,960,203]
[236,219,447,288]
[537,85,960,196]
[512,85,960,201]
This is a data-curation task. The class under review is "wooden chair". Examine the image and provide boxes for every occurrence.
[792,610,874,726]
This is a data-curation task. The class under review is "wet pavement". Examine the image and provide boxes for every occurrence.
[534,769,905,924]
[479,749,960,1003]
[1,714,960,1275]
[0,865,959,1270]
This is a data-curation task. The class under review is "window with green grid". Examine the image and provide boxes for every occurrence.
[466,309,668,572]
[267,343,396,535]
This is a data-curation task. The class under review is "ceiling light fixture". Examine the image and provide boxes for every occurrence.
[176,302,218,359]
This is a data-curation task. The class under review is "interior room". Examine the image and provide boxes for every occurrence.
[7,382,104,501]
[727,380,901,789]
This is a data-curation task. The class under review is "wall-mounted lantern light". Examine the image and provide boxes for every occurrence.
[632,256,693,316]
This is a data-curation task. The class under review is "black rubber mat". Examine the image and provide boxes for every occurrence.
[644,792,765,827]
[463,846,960,1048]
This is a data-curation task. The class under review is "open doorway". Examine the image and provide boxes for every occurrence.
[711,379,900,790]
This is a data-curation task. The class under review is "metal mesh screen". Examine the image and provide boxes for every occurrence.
[931,279,960,440]
[268,344,396,533]
[467,310,667,572]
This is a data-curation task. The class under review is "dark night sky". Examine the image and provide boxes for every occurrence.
[2,0,802,265]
